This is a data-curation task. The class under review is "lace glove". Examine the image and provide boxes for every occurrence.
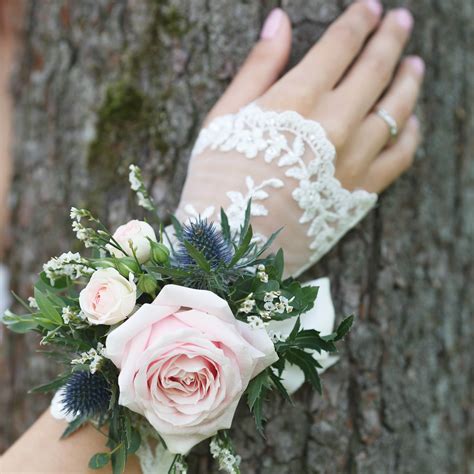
[176,104,377,277]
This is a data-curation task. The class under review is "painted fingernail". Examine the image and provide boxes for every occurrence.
[409,56,425,76]
[394,8,414,30]
[260,8,284,40]
[364,0,383,16]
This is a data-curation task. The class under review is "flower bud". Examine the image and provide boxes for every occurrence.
[151,242,170,264]
[114,257,141,278]
[138,274,158,296]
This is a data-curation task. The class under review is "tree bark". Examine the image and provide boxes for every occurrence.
[1,0,473,472]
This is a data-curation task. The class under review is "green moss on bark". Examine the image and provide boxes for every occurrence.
[85,0,188,213]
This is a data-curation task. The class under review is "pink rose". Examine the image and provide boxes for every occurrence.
[79,268,136,325]
[105,284,278,454]
[108,220,157,264]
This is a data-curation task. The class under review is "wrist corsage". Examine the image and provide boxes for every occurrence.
[2,165,353,474]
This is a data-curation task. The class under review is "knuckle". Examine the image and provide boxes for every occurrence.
[398,144,416,170]
[324,121,349,147]
[395,100,413,122]
[330,22,362,49]
[366,52,392,83]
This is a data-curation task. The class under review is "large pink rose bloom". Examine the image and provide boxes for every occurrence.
[105,284,278,454]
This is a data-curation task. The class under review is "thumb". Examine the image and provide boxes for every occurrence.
[206,8,292,122]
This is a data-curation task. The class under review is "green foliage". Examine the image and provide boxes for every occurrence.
[89,452,111,470]
[0,190,355,472]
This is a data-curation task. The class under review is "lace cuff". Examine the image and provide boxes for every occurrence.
[180,104,377,276]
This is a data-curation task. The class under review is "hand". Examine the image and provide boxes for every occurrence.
[206,0,424,193]
[177,1,425,275]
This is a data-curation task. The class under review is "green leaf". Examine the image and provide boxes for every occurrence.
[229,226,253,266]
[170,215,183,239]
[273,249,284,281]
[246,370,271,435]
[35,317,60,331]
[288,317,301,341]
[34,288,63,326]
[334,315,354,341]
[252,390,266,436]
[183,241,211,272]
[39,271,70,290]
[126,429,141,454]
[147,265,190,278]
[239,199,252,245]
[29,373,70,393]
[250,228,283,261]
[3,318,38,333]
[269,370,292,404]
[89,452,111,470]
[111,443,127,474]
[220,207,231,242]
[278,329,337,354]
[246,370,270,410]
[285,349,322,394]
[61,416,88,439]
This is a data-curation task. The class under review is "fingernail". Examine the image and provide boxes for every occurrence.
[394,8,414,30]
[409,56,425,76]
[260,8,284,40]
[364,0,383,16]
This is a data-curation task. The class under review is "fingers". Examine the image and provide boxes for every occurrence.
[341,55,425,167]
[330,8,414,127]
[286,0,382,92]
[206,8,292,122]
[361,116,421,193]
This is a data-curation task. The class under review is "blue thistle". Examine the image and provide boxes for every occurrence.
[174,219,233,268]
[61,372,111,418]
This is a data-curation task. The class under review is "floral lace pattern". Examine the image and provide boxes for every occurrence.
[189,103,378,273]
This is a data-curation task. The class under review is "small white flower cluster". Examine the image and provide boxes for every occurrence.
[128,165,142,191]
[210,437,241,474]
[43,252,93,286]
[71,342,106,374]
[247,315,265,329]
[61,306,82,324]
[238,293,256,314]
[129,164,154,211]
[28,297,39,310]
[257,264,268,283]
[267,329,286,343]
[173,459,188,474]
[263,291,294,315]
[69,207,89,222]
[71,221,95,248]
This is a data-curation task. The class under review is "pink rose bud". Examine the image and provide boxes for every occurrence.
[108,220,157,264]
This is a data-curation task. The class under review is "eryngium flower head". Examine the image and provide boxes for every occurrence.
[174,219,233,268]
[61,371,111,418]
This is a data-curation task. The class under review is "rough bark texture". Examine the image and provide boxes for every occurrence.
[1,0,473,472]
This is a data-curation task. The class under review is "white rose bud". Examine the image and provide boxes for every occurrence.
[79,268,136,325]
[108,220,157,264]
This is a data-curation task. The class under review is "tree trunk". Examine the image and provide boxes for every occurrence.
[1,0,473,472]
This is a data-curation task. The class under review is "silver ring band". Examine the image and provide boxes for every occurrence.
[376,108,398,138]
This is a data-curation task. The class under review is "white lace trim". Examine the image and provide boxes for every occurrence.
[189,103,377,274]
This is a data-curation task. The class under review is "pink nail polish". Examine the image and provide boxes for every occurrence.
[409,56,425,76]
[260,8,284,40]
[395,8,414,30]
[364,0,383,16]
